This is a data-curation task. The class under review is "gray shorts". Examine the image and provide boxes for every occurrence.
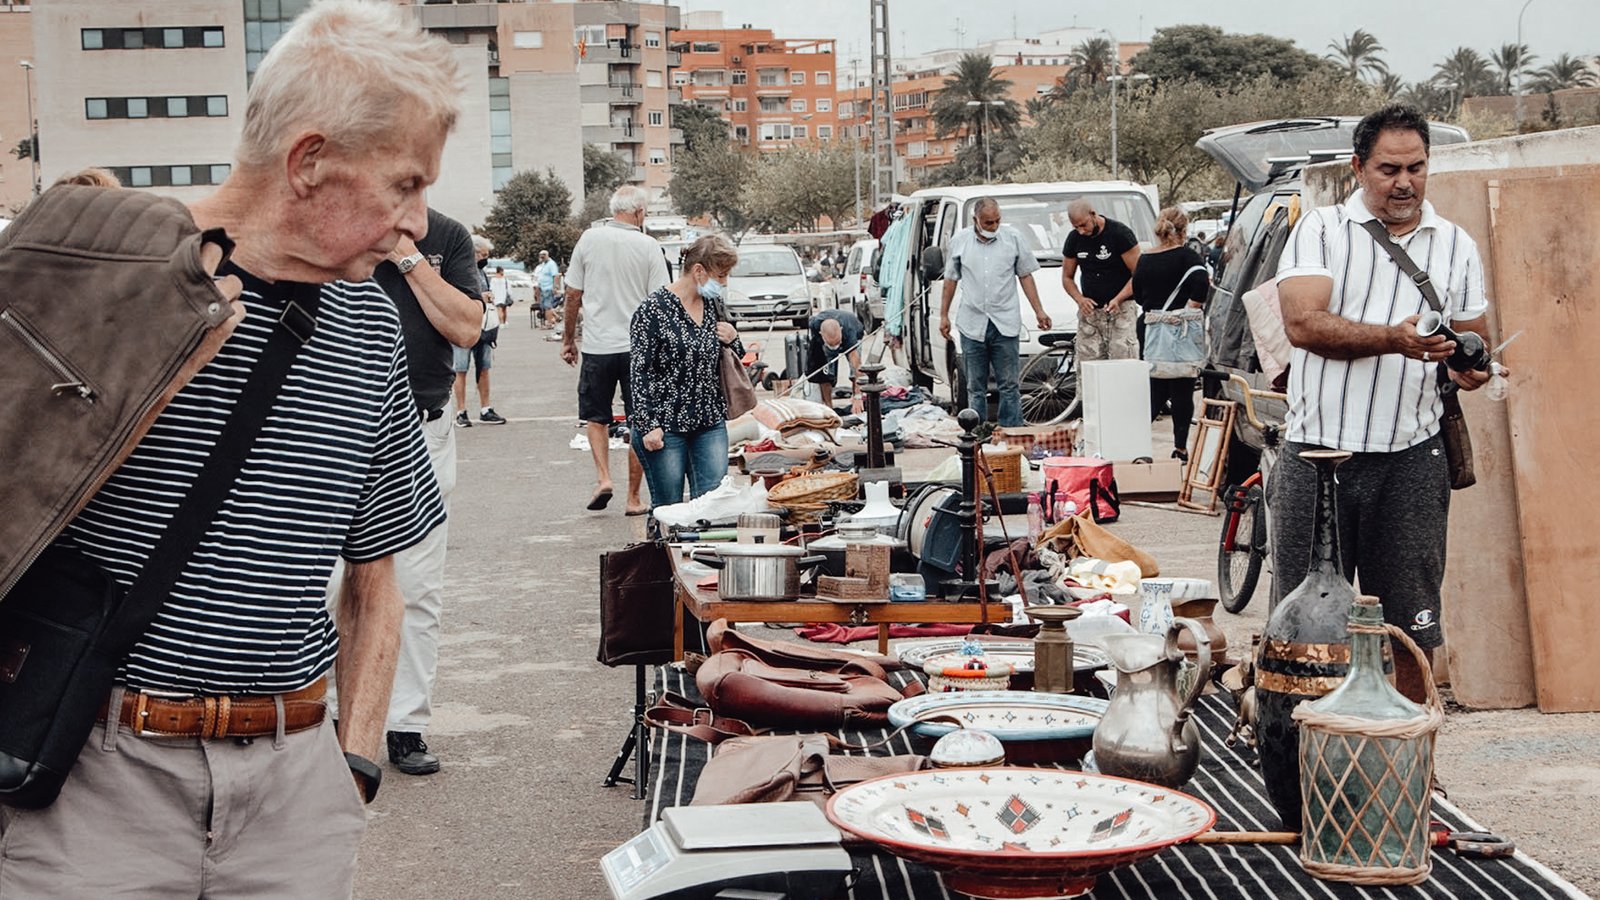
[1269,435,1450,648]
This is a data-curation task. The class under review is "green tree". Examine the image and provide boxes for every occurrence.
[479,168,574,267]
[1069,37,1116,86]
[672,102,729,153]
[1431,46,1496,115]
[580,143,633,223]
[1130,25,1339,85]
[1376,72,1406,100]
[742,142,861,231]
[1529,53,1600,92]
[521,220,585,267]
[928,53,1021,142]
[11,134,34,162]
[1489,43,1537,95]
[1326,29,1388,82]
[669,141,754,238]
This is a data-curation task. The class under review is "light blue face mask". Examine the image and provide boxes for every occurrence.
[698,276,726,302]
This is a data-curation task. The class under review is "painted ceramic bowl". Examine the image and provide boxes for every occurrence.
[889,692,1109,766]
[896,639,1110,676]
[826,767,1215,899]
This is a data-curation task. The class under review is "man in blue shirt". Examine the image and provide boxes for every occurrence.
[807,308,865,412]
[533,249,562,329]
[938,197,1052,426]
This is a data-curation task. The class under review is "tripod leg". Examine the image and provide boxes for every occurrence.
[603,665,650,792]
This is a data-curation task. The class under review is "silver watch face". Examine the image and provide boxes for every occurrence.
[399,253,422,272]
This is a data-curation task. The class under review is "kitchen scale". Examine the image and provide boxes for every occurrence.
[602,802,853,900]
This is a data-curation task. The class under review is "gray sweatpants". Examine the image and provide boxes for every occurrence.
[0,712,365,898]
[1269,435,1450,649]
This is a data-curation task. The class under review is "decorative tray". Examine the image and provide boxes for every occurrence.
[887,691,1108,742]
[895,639,1109,675]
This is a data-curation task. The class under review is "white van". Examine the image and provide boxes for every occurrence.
[890,181,1159,407]
[838,238,880,328]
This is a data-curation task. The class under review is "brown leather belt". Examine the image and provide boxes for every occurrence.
[100,678,327,739]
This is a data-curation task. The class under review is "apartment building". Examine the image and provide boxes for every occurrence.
[673,16,835,150]
[22,1,682,230]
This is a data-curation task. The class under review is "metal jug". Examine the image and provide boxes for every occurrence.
[1092,618,1212,789]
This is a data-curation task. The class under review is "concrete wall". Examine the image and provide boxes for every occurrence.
[510,71,582,217]
[430,41,496,232]
[0,7,33,214]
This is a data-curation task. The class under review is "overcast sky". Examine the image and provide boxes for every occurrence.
[675,0,1600,84]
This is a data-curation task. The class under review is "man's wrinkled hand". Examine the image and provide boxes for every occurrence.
[939,316,953,341]
[1450,366,1493,391]
[1035,312,1053,331]
[560,339,578,366]
[1392,314,1454,362]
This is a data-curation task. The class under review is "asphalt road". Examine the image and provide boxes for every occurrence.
[354,314,1599,898]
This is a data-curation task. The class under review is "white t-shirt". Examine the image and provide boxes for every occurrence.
[565,220,671,355]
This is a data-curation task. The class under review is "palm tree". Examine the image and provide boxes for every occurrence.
[929,53,1021,141]
[1432,46,1495,115]
[1376,72,1406,100]
[1068,37,1116,86]
[1489,42,1536,95]
[1529,53,1600,92]
[1326,29,1388,82]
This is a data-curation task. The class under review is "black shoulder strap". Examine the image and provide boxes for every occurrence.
[1357,218,1442,313]
[104,281,322,652]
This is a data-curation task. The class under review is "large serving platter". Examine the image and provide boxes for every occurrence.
[826,767,1215,899]
[888,691,1108,742]
[895,639,1110,675]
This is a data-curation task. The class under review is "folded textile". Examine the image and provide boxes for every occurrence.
[795,622,973,644]
[753,397,842,434]
[1066,557,1143,596]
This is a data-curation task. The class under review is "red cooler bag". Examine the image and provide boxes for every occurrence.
[1042,457,1121,524]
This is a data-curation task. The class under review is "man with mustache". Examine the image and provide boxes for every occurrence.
[1272,103,1494,703]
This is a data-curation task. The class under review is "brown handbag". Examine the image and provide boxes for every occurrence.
[710,296,757,419]
[691,733,927,808]
[596,541,677,667]
[706,619,902,673]
[695,649,915,730]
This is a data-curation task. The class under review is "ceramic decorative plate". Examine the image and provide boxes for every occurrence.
[895,639,1109,675]
[825,767,1215,899]
[888,691,1109,742]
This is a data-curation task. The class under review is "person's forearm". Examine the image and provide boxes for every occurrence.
[1020,275,1045,316]
[406,262,485,348]
[939,280,957,318]
[1283,310,1399,360]
[1060,265,1086,304]
[563,290,583,343]
[335,556,403,761]
[1109,278,1133,305]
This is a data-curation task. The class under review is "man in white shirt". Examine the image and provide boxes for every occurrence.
[1273,103,1494,701]
[561,185,669,514]
[938,197,1051,426]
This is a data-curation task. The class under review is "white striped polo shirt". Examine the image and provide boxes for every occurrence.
[61,270,446,695]
[1276,189,1489,453]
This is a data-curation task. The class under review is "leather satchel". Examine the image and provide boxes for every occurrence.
[695,649,915,730]
[706,619,902,673]
[711,296,757,419]
[596,541,677,667]
[691,733,927,808]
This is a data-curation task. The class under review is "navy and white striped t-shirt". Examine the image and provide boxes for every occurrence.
[61,270,446,695]
[1276,190,1488,453]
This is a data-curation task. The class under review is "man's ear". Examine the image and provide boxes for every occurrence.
[1350,154,1364,178]
[286,133,329,199]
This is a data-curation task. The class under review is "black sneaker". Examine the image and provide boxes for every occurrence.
[454,411,471,428]
[479,408,507,425]
[386,730,440,775]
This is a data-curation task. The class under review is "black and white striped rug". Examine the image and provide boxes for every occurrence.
[643,665,1585,899]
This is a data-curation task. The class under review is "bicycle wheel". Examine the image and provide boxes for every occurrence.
[1218,483,1265,614]
[1018,347,1079,426]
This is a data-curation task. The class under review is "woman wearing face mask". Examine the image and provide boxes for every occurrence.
[628,235,744,508]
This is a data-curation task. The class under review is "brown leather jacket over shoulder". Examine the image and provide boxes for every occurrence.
[0,185,240,599]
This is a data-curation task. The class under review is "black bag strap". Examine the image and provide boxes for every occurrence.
[103,277,321,653]
[1358,219,1443,313]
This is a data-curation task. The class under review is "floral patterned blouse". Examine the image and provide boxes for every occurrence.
[628,287,744,435]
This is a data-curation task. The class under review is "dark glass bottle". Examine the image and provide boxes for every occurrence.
[1254,449,1360,829]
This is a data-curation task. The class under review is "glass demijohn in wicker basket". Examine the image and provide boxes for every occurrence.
[1293,594,1442,884]
[1254,448,1364,829]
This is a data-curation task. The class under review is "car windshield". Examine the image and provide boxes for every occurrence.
[732,249,802,277]
[978,192,1158,264]
[488,257,526,272]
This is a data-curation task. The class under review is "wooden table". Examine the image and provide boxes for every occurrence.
[667,544,995,657]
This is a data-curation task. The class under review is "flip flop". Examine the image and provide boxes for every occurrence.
[625,507,649,517]
[586,489,614,511]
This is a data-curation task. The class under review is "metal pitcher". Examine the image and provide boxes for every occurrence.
[1091,618,1212,789]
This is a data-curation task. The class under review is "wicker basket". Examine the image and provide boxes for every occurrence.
[767,472,858,507]
[981,445,1025,494]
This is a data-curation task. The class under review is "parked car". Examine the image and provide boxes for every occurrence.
[839,238,881,330]
[882,180,1161,408]
[487,257,534,305]
[727,243,812,327]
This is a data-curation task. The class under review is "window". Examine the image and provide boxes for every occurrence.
[203,27,224,48]
[908,141,926,158]
[645,31,661,49]
[170,166,192,186]
[690,41,720,54]
[758,97,785,113]
[206,95,228,116]
[103,163,232,189]
[817,71,831,85]
[247,0,311,76]
[757,69,783,86]
[85,27,236,51]
[85,99,108,120]
[574,25,605,47]
[512,30,542,49]
[732,98,747,112]
[162,28,184,48]
[791,71,806,84]
[649,147,667,165]
[648,110,663,126]
[839,101,853,118]
[816,98,832,112]
[83,95,231,120]
[817,125,833,140]
[123,29,144,49]
[692,70,725,86]
[127,98,149,119]
[210,164,231,184]
[489,76,512,190]
[794,125,808,139]
[671,70,690,86]
[731,70,747,85]
[734,125,749,144]
[647,70,664,88]
[166,97,188,117]
[81,29,104,49]
[758,123,793,142]
[790,98,807,112]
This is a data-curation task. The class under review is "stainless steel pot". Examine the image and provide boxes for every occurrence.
[691,544,826,601]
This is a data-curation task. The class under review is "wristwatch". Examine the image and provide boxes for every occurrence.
[345,752,382,803]
[395,252,425,274]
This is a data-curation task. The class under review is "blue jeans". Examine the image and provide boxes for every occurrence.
[632,422,729,508]
[959,321,1022,426]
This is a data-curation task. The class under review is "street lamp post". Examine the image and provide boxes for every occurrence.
[1514,0,1534,130]
[852,59,863,222]
[964,99,1005,183]
[19,60,38,198]
[1107,73,1149,182]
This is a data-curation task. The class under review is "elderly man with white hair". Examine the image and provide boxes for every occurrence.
[0,2,459,895]
[562,184,670,514]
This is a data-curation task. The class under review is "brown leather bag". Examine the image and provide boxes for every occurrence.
[695,650,915,730]
[706,619,902,673]
[691,733,927,808]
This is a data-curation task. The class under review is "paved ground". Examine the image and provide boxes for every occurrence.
[354,316,1598,898]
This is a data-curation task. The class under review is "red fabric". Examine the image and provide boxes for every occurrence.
[796,622,974,644]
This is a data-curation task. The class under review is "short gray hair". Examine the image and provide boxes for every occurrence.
[973,197,1000,217]
[609,184,650,216]
[471,234,493,253]
[237,0,463,169]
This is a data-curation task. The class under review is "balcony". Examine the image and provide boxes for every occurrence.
[580,82,642,105]
[630,166,647,182]
[582,123,644,145]
[667,88,682,104]
[584,43,637,65]
[666,127,684,145]
[665,50,681,67]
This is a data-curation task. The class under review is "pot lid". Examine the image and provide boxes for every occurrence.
[706,542,810,557]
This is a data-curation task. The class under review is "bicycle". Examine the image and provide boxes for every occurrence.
[1017,332,1079,426]
[1204,369,1286,614]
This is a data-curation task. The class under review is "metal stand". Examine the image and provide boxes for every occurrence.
[942,409,998,614]
[602,664,650,800]
[860,363,887,470]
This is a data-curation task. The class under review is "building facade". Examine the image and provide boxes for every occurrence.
[672,20,835,150]
[0,4,34,215]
